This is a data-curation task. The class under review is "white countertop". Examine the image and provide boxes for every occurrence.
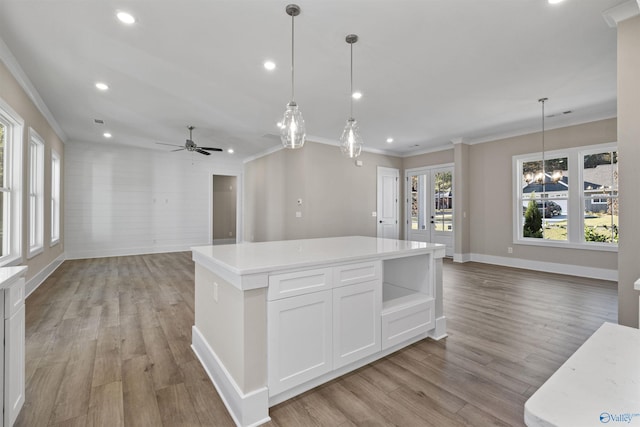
[524,322,640,427]
[0,265,27,289]
[192,236,445,277]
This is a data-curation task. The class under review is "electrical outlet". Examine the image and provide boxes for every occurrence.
[213,282,219,302]
[508,247,513,254]
[296,211,302,218]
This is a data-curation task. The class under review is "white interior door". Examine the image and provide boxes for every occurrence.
[406,166,454,256]
[377,167,399,239]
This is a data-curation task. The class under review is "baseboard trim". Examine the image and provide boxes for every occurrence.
[453,253,471,263]
[469,253,618,281]
[65,244,201,260]
[25,253,65,298]
[428,316,448,340]
[191,326,270,427]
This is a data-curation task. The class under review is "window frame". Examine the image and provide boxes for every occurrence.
[0,97,24,266]
[51,150,60,246]
[513,142,618,252]
[27,127,44,258]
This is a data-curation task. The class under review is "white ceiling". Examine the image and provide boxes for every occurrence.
[0,0,629,160]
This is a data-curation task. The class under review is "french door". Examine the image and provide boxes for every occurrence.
[406,165,454,256]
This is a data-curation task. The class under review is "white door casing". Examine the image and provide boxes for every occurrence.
[377,167,399,239]
[405,165,454,256]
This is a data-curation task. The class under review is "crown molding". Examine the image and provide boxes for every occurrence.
[0,37,67,142]
[602,0,640,27]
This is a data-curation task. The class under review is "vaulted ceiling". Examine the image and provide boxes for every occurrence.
[0,0,629,159]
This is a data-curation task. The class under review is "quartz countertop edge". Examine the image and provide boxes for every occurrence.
[524,322,640,427]
[192,236,445,277]
[0,265,28,289]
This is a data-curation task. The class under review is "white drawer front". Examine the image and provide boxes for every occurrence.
[333,261,380,288]
[268,268,333,301]
[5,277,25,318]
[381,299,434,350]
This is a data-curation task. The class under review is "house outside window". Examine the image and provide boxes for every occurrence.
[0,98,23,265]
[51,150,60,246]
[28,128,44,257]
[513,142,618,250]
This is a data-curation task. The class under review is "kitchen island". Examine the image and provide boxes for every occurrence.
[191,236,446,427]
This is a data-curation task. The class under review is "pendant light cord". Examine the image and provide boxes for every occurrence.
[539,98,547,193]
[291,13,295,102]
[350,42,354,119]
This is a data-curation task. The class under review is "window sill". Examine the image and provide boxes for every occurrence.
[515,238,618,252]
[50,239,60,248]
[0,255,24,268]
[27,246,44,259]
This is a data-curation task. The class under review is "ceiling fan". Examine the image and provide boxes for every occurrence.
[157,126,223,155]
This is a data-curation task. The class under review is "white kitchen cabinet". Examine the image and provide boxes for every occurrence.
[4,304,24,427]
[192,236,445,427]
[333,279,381,369]
[267,290,332,396]
[0,267,27,427]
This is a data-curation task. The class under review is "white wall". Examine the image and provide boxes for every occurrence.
[65,141,242,259]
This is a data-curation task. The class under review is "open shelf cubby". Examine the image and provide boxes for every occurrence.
[381,254,433,314]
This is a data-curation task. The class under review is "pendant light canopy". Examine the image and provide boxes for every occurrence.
[281,4,306,149]
[340,34,363,158]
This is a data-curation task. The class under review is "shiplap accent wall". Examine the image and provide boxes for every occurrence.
[65,141,242,259]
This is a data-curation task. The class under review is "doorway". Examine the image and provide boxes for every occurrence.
[405,165,454,256]
[212,175,238,245]
[377,167,399,239]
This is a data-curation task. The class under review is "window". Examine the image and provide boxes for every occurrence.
[582,149,618,244]
[51,150,60,246]
[0,98,23,265]
[514,143,618,250]
[28,128,44,257]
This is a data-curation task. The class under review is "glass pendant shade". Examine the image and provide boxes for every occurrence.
[281,101,306,149]
[340,118,363,158]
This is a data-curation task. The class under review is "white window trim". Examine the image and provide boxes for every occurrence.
[512,142,618,252]
[27,127,44,258]
[0,96,23,266]
[51,150,60,247]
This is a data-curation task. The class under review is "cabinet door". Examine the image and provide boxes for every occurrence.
[5,303,25,427]
[268,290,332,396]
[333,280,381,369]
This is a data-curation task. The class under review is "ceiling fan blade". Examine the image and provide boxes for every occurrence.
[156,142,184,148]
[170,148,185,152]
[199,147,224,152]
[195,149,211,156]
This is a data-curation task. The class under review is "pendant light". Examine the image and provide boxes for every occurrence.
[280,4,306,149]
[539,97,548,189]
[340,34,363,158]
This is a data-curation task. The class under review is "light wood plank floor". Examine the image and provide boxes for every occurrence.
[16,253,617,426]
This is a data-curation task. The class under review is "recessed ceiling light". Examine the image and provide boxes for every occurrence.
[95,82,109,91]
[103,132,112,138]
[227,148,234,154]
[386,138,394,143]
[548,0,564,4]
[264,61,276,71]
[352,91,362,100]
[116,11,136,24]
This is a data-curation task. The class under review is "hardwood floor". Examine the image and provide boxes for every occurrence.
[16,253,617,427]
